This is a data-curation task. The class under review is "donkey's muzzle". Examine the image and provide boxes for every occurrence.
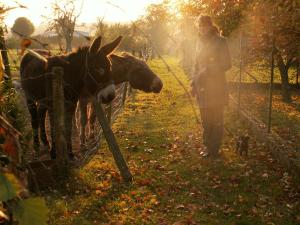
[151,77,163,93]
[97,84,116,103]
[101,92,116,103]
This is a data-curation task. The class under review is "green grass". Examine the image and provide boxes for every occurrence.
[46,56,300,225]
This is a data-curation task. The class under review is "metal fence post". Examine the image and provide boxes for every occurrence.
[237,32,243,115]
[267,38,275,133]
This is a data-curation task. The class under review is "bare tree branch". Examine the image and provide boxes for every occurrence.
[44,0,84,52]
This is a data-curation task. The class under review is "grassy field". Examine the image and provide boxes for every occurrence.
[44,57,300,225]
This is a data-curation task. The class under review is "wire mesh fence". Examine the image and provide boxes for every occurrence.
[228,34,300,138]
[17,74,131,165]
[226,34,300,179]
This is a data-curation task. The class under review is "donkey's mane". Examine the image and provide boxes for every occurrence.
[46,46,89,59]
[44,46,89,70]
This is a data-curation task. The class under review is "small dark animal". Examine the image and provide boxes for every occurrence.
[20,35,122,159]
[236,135,249,156]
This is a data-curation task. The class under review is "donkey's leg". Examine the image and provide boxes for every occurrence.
[48,106,56,159]
[38,103,49,148]
[26,99,40,152]
[79,99,88,148]
[89,101,97,137]
[65,103,77,159]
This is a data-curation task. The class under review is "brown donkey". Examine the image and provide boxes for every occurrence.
[20,36,122,159]
[78,52,163,146]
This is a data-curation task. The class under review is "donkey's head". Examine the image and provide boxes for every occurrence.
[113,53,163,93]
[86,36,122,103]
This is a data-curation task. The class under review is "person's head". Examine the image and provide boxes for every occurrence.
[197,15,219,37]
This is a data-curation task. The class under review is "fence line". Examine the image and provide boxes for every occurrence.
[228,33,300,180]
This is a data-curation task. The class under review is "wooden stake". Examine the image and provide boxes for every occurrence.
[52,67,68,174]
[93,99,132,182]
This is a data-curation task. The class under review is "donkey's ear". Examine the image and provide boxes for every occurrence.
[99,36,122,56]
[89,36,102,55]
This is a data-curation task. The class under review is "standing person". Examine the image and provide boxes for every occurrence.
[191,15,232,158]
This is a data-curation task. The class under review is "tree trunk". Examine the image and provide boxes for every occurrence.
[65,37,72,53]
[276,54,291,102]
[66,40,72,52]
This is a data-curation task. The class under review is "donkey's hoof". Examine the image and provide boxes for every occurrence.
[50,150,56,160]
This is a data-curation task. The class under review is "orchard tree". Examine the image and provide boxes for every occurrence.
[45,0,83,52]
[11,17,34,37]
[1,4,28,77]
[178,0,252,36]
[142,0,172,53]
[249,0,299,102]
[175,0,252,73]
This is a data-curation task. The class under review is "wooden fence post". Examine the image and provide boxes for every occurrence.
[93,98,132,182]
[107,103,112,125]
[52,67,68,175]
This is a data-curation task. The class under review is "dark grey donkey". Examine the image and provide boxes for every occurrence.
[20,36,122,159]
[77,52,163,146]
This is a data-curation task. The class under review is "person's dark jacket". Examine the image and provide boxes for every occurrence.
[191,32,232,108]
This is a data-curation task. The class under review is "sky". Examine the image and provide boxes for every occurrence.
[2,0,162,28]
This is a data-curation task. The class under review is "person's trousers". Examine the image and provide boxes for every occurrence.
[199,106,224,154]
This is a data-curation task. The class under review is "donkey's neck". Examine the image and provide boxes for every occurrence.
[110,54,131,85]
[65,47,99,97]
[66,47,88,73]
